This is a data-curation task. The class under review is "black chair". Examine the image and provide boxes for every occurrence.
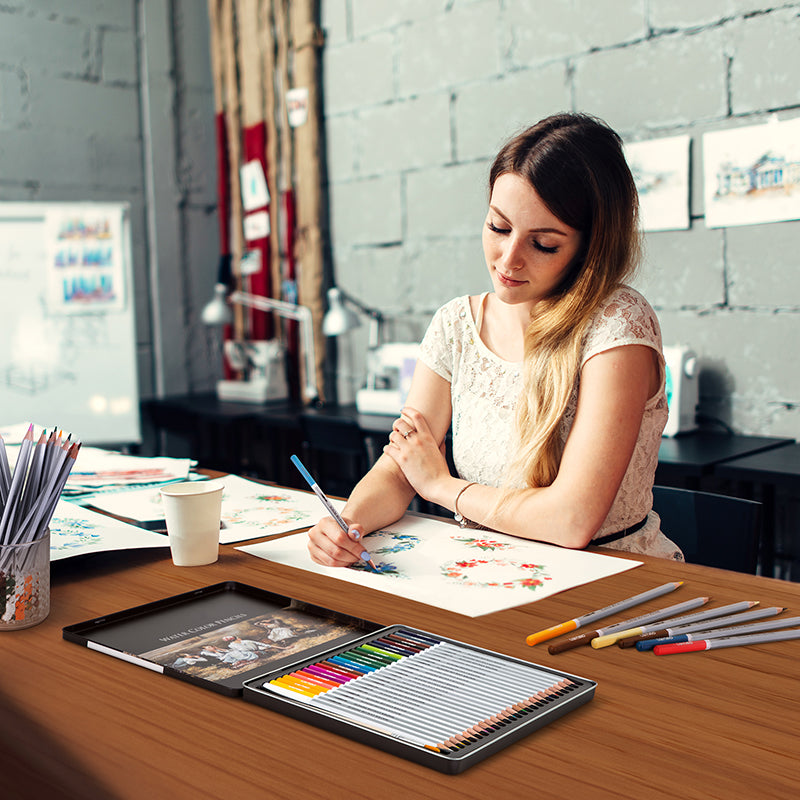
[651,485,761,574]
[299,415,373,498]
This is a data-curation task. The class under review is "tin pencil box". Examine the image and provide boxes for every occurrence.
[63,581,383,697]
[242,624,596,774]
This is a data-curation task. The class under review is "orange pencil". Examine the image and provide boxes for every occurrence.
[526,581,684,646]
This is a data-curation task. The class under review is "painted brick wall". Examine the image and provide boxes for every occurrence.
[1,1,797,441]
[321,0,800,439]
[0,0,220,409]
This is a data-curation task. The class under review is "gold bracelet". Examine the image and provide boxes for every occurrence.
[453,482,477,528]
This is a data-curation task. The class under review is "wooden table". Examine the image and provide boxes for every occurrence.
[3,532,800,799]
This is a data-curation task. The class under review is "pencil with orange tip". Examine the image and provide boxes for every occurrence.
[547,594,710,654]
[525,581,683,646]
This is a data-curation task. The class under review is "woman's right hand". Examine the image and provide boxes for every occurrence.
[306,516,368,568]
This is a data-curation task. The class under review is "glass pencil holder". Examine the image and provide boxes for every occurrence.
[0,529,50,631]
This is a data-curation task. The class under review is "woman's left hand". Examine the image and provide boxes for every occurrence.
[384,406,449,499]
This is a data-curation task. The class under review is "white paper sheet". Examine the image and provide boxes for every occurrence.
[237,514,642,617]
[88,474,345,544]
[49,499,170,560]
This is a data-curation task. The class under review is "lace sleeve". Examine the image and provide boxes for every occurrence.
[582,286,663,365]
[419,299,462,382]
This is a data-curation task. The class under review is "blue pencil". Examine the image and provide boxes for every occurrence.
[290,454,377,570]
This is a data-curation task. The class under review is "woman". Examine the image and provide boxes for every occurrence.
[308,112,683,566]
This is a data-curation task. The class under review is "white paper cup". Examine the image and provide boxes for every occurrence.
[160,481,224,566]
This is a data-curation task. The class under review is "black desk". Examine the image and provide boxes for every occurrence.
[142,395,304,484]
[716,443,800,579]
[655,430,794,487]
[142,395,797,573]
[143,394,793,489]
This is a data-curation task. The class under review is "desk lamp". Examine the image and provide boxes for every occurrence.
[202,286,318,404]
[322,287,384,391]
[322,287,419,415]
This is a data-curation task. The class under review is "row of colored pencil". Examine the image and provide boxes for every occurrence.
[0,423,81,548]
[525,580,800,656]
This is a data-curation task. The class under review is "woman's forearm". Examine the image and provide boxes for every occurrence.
[342,453,418,533]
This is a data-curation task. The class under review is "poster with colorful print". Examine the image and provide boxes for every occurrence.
[87,474,345,544]
[45,205,127,313]
[237,514,641,617]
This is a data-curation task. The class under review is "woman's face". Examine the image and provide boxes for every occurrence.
[482,172,583,311]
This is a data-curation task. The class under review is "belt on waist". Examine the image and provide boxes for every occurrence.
[593,515,649,546]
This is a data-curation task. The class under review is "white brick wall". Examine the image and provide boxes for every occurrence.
[322,0,800,438]
[0,0,220,404]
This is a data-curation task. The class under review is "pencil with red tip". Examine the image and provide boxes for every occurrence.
[628,606,786,650]
[640,614,800,652]
[654,628,800,655]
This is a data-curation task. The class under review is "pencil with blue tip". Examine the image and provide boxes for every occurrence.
[653,628,800,655]
[590,600,756,649]
[290,454,377,570]
[638,614,800,651]
[625,606,786,650]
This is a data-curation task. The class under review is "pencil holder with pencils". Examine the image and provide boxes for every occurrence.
[1,423,80,630]
[0,528,50,630]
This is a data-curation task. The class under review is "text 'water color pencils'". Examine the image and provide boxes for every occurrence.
[637,614,800,651]
[290,453,377,570]
[525,581,684,646]
[653,628,800,655]
[548,595,710,654]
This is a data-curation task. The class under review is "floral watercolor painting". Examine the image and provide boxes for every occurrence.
[238,514,641,617]
[49,499,170,560]
[87,475,345,544]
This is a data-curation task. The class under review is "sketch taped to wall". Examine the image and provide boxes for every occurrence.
[703,116,800,229]
[625,135,690,232]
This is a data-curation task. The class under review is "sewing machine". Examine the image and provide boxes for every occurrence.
[355,342,421,416]
[662,345,699,436]
[216,339,288,403]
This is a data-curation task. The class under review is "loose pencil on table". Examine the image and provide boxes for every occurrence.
[525,580,684,646]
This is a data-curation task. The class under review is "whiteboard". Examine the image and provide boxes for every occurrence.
[0,203,140,445]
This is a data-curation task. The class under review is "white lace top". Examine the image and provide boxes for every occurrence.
[419,286,683,560]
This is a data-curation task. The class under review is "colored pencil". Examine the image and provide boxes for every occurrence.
[625,606,786,649]
[653,628,800,655]
[0,425,80,550]
[548,596,710,654]
[525,581,683,646]
[591,600,756,649]
[638,615,800,651]
[266,632,576,753]
[17,430,48,522]
[0,431,11,506]
[0,424,34,542]
[290,453,377,569]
